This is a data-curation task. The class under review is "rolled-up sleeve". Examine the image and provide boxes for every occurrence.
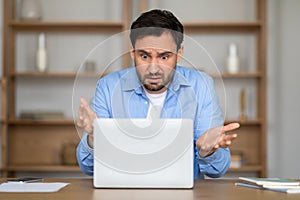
[197,148,230,178]
[193,73,230,178]
[76,133,94,176]
[76,77,112,176]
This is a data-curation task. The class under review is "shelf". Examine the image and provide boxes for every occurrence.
[11,71,107,78]
[4,165,262,173]
[228,165,263,172]
[11,72,261,79]
[5,165,261,173]
[0,78,7,88]
[8,119,75,125]
[8,20,124,32]
[6,165,80,172]
[7,119,261,126]
[209,72,262,79]
[8,20,261,33]
[184,21,261,33]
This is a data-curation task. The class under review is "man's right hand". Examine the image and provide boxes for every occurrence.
[77,98,98,148]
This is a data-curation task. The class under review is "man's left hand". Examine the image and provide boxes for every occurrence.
[196,123,240,157]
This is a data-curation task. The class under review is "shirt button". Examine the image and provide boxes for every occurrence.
[145,101,148,104]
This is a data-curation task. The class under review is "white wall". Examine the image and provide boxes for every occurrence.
[267,0,281,178]
[0,1,3,166]
[278,0,300,178]
[267,0,300,178]
[0,0,2,77]
[0,0,2,167]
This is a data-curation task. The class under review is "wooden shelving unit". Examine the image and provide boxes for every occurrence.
[184,21,261,33]
[228,165,262,172]
[210,72,262,79]
[2,0,267,177]
[7,119,75,125]
[1,0,132,177]
[142,0,267,177]
[8,21,125,33]
[11,71,105,78]
[0,78,8,177]
[6,165,80,172]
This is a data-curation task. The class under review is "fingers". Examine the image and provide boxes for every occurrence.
[220,123,239,148]
[222,123,240,133]
[80,98,97,118]
[218,133,238,148]
[225,133,238,140]
[77,105,85,127]
[77,98,98,134]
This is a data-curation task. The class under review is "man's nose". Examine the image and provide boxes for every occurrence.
[148,61,160,74]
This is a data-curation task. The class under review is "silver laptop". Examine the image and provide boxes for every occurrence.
[93,118,194,188]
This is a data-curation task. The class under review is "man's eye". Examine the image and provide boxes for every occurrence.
[161,55,168,60]
[141,54,148,59]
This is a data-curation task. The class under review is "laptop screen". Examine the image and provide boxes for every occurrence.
[93,118,194,188]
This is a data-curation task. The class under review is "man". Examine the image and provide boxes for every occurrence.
[76,9,239,179]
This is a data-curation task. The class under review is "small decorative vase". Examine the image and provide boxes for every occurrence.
[20,0,42,21]
[36,33,48,72]
[226,43,240,74]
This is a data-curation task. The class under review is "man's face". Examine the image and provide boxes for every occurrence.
[130,32,183,94]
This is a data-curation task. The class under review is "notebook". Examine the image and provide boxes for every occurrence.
[93,118,194,188]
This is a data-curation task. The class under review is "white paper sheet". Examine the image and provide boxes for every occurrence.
[0,182,69,193]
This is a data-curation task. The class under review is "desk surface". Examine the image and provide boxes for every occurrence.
[1,178,300,200]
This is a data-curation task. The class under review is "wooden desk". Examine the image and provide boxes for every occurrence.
[1,178,300,200]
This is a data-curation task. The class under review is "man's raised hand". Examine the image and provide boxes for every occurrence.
[77,98,98,148]
[196,123,240,157]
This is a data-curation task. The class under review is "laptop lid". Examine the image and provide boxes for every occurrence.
[93,118,194,188]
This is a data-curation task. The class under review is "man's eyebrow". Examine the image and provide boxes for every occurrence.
[135,49,174,55]
[135,49,151,54]
[157,51,174,55]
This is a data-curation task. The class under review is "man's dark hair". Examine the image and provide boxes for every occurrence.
[130,9,184,50]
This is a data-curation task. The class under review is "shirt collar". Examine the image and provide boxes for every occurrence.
[169,66,191,91]
[121,67,143,94]
[120,66,191,93]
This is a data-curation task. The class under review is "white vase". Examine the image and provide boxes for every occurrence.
[36,33,48,72]
[226,43,240,74]
[20,0,42,20]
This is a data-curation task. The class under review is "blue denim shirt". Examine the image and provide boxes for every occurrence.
[76,66,230,179]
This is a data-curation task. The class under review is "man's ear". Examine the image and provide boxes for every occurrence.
[130,44,135,60]
[176,45,184,63]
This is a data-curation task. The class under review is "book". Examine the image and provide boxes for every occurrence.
[235,182,300,194]
[236,177,300,194]
[238,177,300,186]
[230,151,244,168]
[262,185,300,189]
[20,110,65,120]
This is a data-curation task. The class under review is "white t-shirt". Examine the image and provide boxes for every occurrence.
[145,90,167,119]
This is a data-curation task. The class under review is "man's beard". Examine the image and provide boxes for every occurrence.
[140,70,175,92]
[143,81,165,92]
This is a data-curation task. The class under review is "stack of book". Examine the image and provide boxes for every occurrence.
[20,110,65,120]
[230,151,244,168]
[235,177,300,194]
